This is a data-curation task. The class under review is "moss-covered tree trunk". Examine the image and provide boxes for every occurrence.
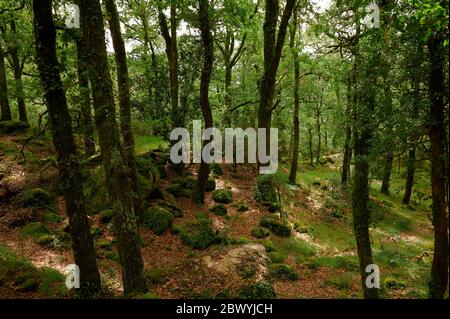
[77,0,147,294]
[104,0,141,216]
[341,77,353,186]
[9,20,27,123]
[402,147,416,205]
[380,152,394,195]
[427,33,448,299]
[32,0,101,297]
[0,42,12,121]
[192,0,214,204]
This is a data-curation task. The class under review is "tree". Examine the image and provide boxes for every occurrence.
[402,147,416,205]
[192,0,214,204]
[0,39,11,121]
[32,0,101,297]
[77,0,147,294]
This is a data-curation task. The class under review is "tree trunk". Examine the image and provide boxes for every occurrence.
[0,43,12,121]
[104,0,141,216]
[75,39,95,158]
[308,127,313,166]
[32,0,101,297]
[192,0,214,204]
[427,34,448,299]
[316,102,321,164]
[78,0,147,294]
[288,9,300,184]
[380,152,394,195]
[9,21,27,123]
[341,77,353,186]
[402,147,416,205]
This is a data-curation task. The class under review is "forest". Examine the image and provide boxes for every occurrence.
[0,0,448,300]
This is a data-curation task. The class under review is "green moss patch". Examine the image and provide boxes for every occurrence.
[212,189,233,204]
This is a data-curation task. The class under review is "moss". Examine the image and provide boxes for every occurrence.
[16,277,39,292]
[99,210,113,224]
[212,189,233,204]
[22,188,54,208]
[210,204,228,216]
[255,175,279,210]
[104,251,120,262]
[384,277,406,290]
[325,274,353,290]
[0,120,30,134]
[267,251,287,263]
[205,178,216,192]
[269,264,299,281]
[90,227,102,238]
[172,215,216,250]
[166,183,183,197]
[36,235,55,247]
[259,217,291,237]
[211,163,223,176]
[251,227,271,238]
[39,268,66,296]
[141,206,174,235]
[20,222,50,238]
[238,281,276,299]
[262,239,277,252]
[145,267,172,284]
[237,203,249,212]
[83,168,110,214]
[42,211,63,223]
[182,176,197,190]
[308,256,358,271]
[97,239,113,251]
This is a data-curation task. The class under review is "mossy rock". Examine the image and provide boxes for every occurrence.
[210,204,228,216]
[36,235,55,247]
[255,175,279,211]
[181,176,197,190]
[90,226,102,238]
[147,199,183,218]
[141,206,174,235]
[42,211,63,223]
[99,210,113,224]
[172,215,216,250]
[251,227,271,238]
[269,264,299,281]
[0,120,30,134]
[267,251,287,263]
[96,239,113,251]
[212,189,233,204]
[166,184,183,197]
[211,163,223,176]
[238,281,276,299]
[260,217,291,237]
[384,277,406,290]
[104,251,120,262]
[20,222,50,238]
[237,203,249,212]
[262,239,277,252]
[22,188,54,208]
[205,178,216,192]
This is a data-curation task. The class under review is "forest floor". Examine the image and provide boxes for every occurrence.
[0,129,434,299]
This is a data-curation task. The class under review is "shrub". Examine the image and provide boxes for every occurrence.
[141,206,174,235]
[99,210,113,224]
[22,188,54,208]
[251,227,271,239]
[210,204,228,216]
[238,281,276,299]
[205,178,216,192]
[182,176,197,190]
[269,264,299,281]
[211,163,223,176]
[237,203,249,212]
[172,215,216,250]
[259,217,291,237]
[212,189,233,204]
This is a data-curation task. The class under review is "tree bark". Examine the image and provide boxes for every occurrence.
[104,0,141,216]
[341,76,353,186]
[9,20,27,123]
[308,127,313,166]
[427,33,448,299]
[192,0,214,204]
[0,42,12,121]
[402,147,416,205]
[380,152,394,195]
[32,0,101,297]
[288,8,300,184]
[77,0,147,294]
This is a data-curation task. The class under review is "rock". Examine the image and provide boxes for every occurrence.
[202,243,270,281]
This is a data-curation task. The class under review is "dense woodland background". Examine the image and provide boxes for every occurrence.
[0,0,448,299]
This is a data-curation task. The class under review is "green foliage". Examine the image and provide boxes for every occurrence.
[22,188,54,208]
[267,251,287,263]
[104,251,120,262]
[42,211,63,223]
[255,175,280,211]
[145,267,173,284]
[172,214,216,250]
[210,163,223,176]
[325,274,353,290]
[308,256,358,271]
[251,227,271,238]
[205,178,216,192]
[0,121,30,134]
[212,189,233,204]
[384,277,406,290]
[269,263,299,281]
[181,176,197,190]
[36,235,55,247]
[141,206,174,235]
[210,203,228,216]
[20,222,50,238]
[96,239,113,251]
[39,268,66,297]
[259,217,291,237]
[99,210,114,224]
[238,281,276,299]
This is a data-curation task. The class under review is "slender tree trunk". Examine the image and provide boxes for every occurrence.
[224,61,232,127]
[308,127,313,166]
[78,0,147,294]
[288,9,300,184]
[342,77,353,186]
[427,34,448,299]
[316,103,321,164]
[75,39,95,158]
[0,43,12,121]
[104,0,141,216]
[380,152,394,195]
[192,0,214,204]
[32,0,101,297]
[9,21,27,123]
[402,147,416,205]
